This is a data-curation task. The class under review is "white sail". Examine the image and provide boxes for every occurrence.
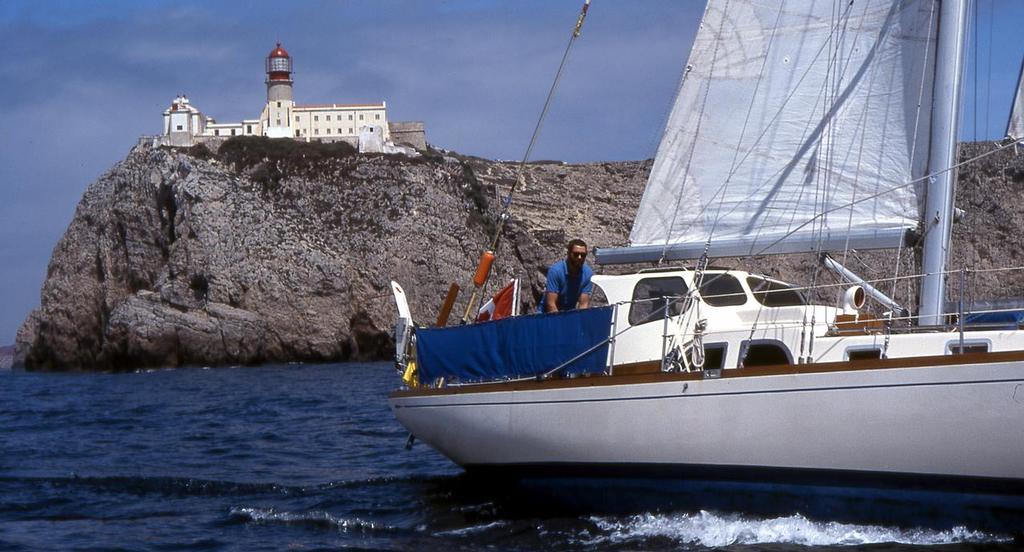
[1009,59,1024,140]
[626,0,939,261]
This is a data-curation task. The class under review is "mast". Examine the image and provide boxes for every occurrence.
[919,0,968,327]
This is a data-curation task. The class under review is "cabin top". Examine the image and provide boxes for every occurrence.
[594,269,809,313]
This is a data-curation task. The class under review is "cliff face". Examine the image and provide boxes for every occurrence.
[14,142,531,370]
[0,345,12,370]
[15,138,649,371]
[15,139,1024,371]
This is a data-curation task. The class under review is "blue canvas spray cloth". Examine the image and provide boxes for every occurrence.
[964,310,1024,328]
[416,306,613,383]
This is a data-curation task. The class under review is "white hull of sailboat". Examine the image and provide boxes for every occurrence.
[390,361,1024,485]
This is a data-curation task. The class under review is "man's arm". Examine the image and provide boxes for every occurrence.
[577,293,590,309]
[545,291,560,313]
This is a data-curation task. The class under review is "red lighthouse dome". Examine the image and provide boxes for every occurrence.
[266,42,292,81]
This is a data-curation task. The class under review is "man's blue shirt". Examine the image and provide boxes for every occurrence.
[539,259,594,313]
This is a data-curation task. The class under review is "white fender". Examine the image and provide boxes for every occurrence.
[391,281,414,368]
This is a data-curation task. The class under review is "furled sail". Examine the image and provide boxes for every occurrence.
[603,0,940,264]
[1009,59,1024,140]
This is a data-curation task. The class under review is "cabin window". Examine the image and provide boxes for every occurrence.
[740,340,792,367]
[948,341,990,354]
[747,276,806,307]
[846,348,882,361]
[629,277,689,326]
[702,343,727,370]
[699,274,746,306]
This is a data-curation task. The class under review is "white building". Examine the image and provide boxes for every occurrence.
[160,43,417,151]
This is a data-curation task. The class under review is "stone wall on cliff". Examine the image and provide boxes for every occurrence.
[15,138,1024,371]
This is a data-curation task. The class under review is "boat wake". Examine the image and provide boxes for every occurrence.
[582,511,1007,548]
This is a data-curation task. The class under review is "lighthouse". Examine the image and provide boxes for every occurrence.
[159,41,421,149]
[264,42,294,138]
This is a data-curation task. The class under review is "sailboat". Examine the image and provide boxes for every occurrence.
[388,0,1024,502]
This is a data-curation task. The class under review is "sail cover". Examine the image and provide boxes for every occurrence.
[1009,58,1024,140]
[622,0,939,262]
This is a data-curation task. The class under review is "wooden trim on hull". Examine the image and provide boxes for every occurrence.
[390,349,1024,398]
[462,462,1024,496]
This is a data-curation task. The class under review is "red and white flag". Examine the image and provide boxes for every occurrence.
[476,279,520,322]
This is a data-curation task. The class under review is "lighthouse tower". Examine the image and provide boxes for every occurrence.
[264,43,294,138]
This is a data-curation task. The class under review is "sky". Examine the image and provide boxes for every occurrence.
[0,0,1022,345]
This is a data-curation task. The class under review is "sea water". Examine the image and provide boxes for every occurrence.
[0,363,1016,551]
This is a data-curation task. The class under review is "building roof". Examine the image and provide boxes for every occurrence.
[269,42,290,58]
[294,102,385,110]
[163,97,202,115]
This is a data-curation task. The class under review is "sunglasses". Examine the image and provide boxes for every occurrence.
[570,252,588,258]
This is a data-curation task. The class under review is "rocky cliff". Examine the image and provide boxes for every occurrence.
[15,138,1024,371]
[14,138,646,371]
[0,345,12,370]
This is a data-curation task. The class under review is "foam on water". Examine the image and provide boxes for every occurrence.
[230,506,394,532]
[432,520,508,536]
[585,511,1008,547]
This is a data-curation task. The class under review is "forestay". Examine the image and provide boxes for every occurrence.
[611,0,940,264]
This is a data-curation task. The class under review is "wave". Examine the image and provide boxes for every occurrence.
[229,506,396,532]
[583,511,1009,547]
[316,473,449,490]
[1,472,451,498]
[0,474,301,498]
[432,520,508,537]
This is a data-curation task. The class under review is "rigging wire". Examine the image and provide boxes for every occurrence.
[659,0,733,266]
[973,0,979,140]
[695,0,787,355]
[459,0,591,322]
[985,0,993,139]
[891,0,938,323]
[502,0,591,215]
[807,0,850,360]
[662,137,1023,312]
[709,1,787,246]
[619,18,695,270]
[674,0,867,251]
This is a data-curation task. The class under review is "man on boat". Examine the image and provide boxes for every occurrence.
[540,239,593,313]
